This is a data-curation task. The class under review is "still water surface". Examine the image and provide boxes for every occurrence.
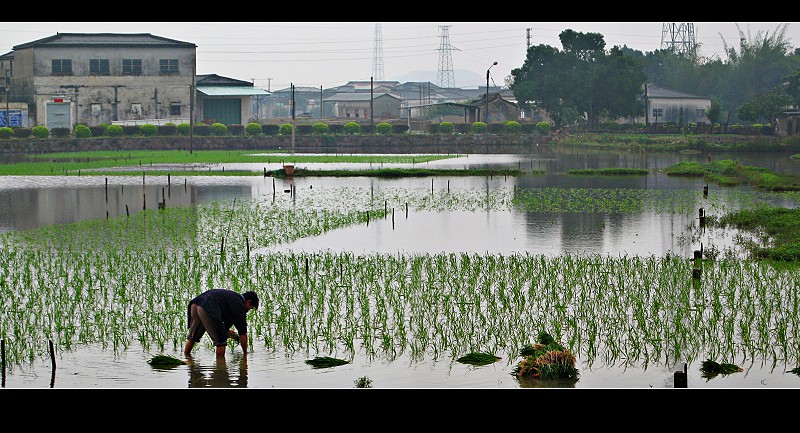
[2,150,799,389]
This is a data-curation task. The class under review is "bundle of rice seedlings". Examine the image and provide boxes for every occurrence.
[512,331,579,381]
[305,356,349,368]
[147,354,186,368]
[700,358,743,377]
[456,351,501,366]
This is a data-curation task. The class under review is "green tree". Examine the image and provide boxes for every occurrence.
[717,24,799,122]
[511,30,646,129]
[785,70,800,105]
[706,99,723,124]
[736,87,793,123]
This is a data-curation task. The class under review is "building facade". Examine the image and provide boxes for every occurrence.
[1,33,196,130]
[645,83,711,125]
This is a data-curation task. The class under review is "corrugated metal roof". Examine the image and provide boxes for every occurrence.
[197,86,269,96]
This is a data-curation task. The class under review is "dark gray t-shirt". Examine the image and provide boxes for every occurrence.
[188,289,248,336]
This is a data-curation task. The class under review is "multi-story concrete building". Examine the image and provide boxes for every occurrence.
[1,33,197,130]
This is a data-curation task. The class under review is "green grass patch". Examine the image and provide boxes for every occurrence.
[0,150,460,176]
[274,167,527,178]
[567,168,649,176]
[665,159,800,191]
[714,206,800,261]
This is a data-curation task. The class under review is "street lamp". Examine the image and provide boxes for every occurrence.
[485,61,497,123]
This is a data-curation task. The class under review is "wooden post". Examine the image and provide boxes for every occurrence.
[49,339,56,388]
[674,363,687,388]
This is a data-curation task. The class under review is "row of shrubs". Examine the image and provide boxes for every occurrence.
[0,120,552,139]
[583,121,774,136]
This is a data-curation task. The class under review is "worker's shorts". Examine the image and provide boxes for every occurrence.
[187,303,227,347]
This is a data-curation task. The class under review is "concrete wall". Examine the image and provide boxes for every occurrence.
[0,133,549,155]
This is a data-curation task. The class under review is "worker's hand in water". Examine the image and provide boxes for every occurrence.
[228,329,238,339]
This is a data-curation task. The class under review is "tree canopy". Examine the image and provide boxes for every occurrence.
[510,23,800,127]
[510,30,646,128]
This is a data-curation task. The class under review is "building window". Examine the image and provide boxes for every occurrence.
[169,102,181,116]
[159,59,179,74]
[131,103,142,115]
[652,108,663,120]
[51,59,72,75]
[91,103,102,116]
[696,109,706,118]
[122,59,142,75]
[89,59,110,75]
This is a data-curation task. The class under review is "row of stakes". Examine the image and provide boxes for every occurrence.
[674,185,710,387]
[1,339,57,388]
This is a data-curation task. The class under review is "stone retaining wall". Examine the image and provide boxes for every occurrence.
[0,134,549,155]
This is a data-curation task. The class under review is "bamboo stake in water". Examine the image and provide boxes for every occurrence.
[49,339,56,388]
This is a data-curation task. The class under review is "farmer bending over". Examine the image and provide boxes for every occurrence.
[184,288,259,358]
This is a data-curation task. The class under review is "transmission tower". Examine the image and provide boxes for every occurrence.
[660,23,696,55]
[436,25,459,88]
[372,23,384,81]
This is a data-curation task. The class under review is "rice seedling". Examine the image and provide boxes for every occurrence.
[699,358,744,379]
[354,376,373,388]
[1,174,800,386]
[305,356,350,368]
[456,352,501,366]
[147,354,186,368]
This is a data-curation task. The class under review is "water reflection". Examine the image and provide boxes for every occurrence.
[187,353,248,388]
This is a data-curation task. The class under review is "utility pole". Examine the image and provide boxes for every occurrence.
[267,78,273,118]
[189,62,195,154]
[291,83,295,153]
[370,76,374,130]
[4,68,9,127]
[152,88,159,120]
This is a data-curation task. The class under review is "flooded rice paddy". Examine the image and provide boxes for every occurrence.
[2,150,800,389]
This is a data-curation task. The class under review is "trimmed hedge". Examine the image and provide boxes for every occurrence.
[228,124,245,136]
[32,125,49,138]
[12,127,32,138]
[246,122,262,136]
[74,124,93,138]
[262,124,279,135]
[51,127,71,138]
[106,124,124,137]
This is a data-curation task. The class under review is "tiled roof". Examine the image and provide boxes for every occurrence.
[13,33,196,49]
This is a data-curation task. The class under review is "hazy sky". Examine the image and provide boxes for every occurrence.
[1,22,796,91]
